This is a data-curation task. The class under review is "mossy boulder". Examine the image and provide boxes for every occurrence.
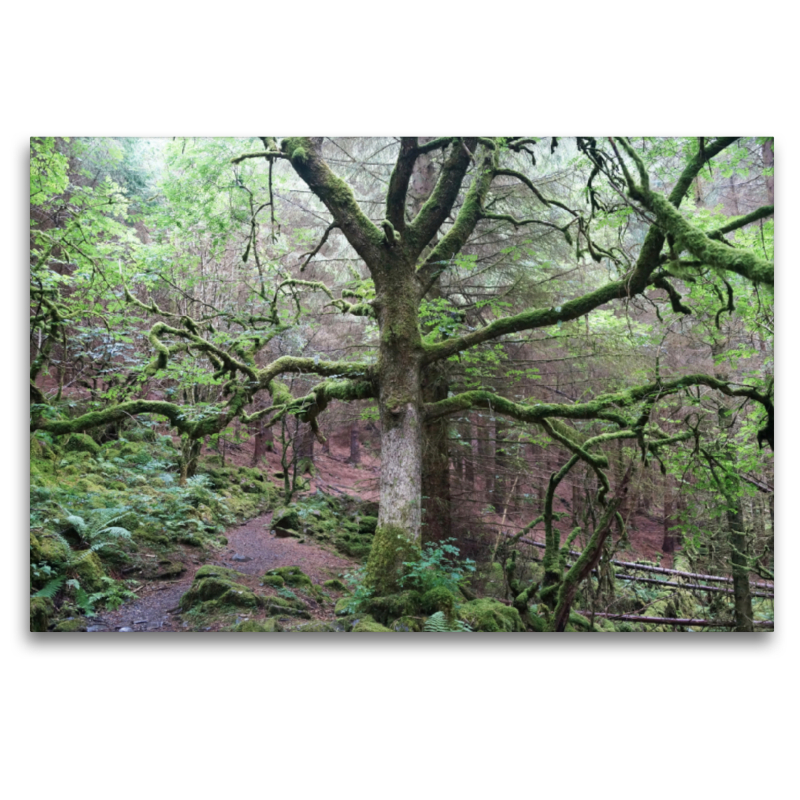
[352,615,393,632]
[34,534,71,570]
[335,596,356,616]
[457,598,525,632]
[53,618,87,632]
[65,433,101,456]
[323,578,347,592]
[420,586,458,616]
[362,591,423,625]
[292,621,345,632]
[264,596,312,619]
[391,616,424,632]
[73,551,106,592]
[261,575,285,588]
[231,619,283,632]
[30,596,54,632]
[147,560,186,580]
[263,566,312,589]
[180,566,262,611]
[271,507,301,536]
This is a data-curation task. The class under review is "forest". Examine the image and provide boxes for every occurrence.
[28,135,774,633]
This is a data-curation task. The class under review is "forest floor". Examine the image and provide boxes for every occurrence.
[85,434,672,633]
[89,509,357,632]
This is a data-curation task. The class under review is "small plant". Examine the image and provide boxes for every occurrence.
[61,507,133,552]
[423,611,472,633]
[400,538,476,595]
[341,566,374,614]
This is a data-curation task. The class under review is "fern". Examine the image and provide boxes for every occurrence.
[32,576,65,599]
[424,611,472,633]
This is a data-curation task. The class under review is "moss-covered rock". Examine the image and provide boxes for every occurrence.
[323,578,347,592]
[231,619,283,632]
[292,621,344,632]
[391,615,424,632]
[147,560,186,580]
[30,596,54,632]
[73,551,106,592]
[264,596,312,619]
[362,591,423,625]
[352,616,393,632]
[420,586,458,616]
[263,566,312,588]
[35,534,71,569]
[180,566,263,612]
[65,433,101,456]
[261,575,285,588]
[458,598,525,632]
[271,507,301,536]
[53,618,86,632]
[335,596,356,616]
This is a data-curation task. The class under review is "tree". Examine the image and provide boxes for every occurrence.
[30,136,774,630]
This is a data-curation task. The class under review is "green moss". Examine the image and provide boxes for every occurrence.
[65,433,100,456]
[458,598,525,632]
[335,596,355,616]
[358,516,378,534]
[263,566,312,588]
[231,619,283,632]
[53,617,87,632]
[180,571,262,612]
[73,551,105,592]
[391,616,424,632]
[420,586,458,616]
[352,616,393,632]
[291,621,344,632]
[195,564,246,581]
[365,524,420,596]
[261,575,285,588]
[264,597,312,619]
[30,596,54,632]
[271,507,301,535]
[362,591,423,625]
[323,578,347,591]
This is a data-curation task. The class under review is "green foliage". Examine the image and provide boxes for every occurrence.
[400,538,476,595]
[341,566,374,615]
[423,611,472,633]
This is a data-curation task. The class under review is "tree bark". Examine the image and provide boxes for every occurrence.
[421,366,451,543]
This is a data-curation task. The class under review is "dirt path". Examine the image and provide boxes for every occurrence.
[88,511,356,632]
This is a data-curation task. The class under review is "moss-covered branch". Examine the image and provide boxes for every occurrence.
[416,145,498,292]
[280,137,385,268]
[405,138,478,261]
[707,204,774,240]
[552,465,632,631]
[385,137,418,232]
[616,138,773,287]
[257,355,375,389]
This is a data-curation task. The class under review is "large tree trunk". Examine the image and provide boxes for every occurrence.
[365,263,425,595]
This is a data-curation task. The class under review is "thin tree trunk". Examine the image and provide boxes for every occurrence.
[348,421,360,464]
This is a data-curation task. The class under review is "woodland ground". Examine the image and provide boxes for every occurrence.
[81,435,676,633]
